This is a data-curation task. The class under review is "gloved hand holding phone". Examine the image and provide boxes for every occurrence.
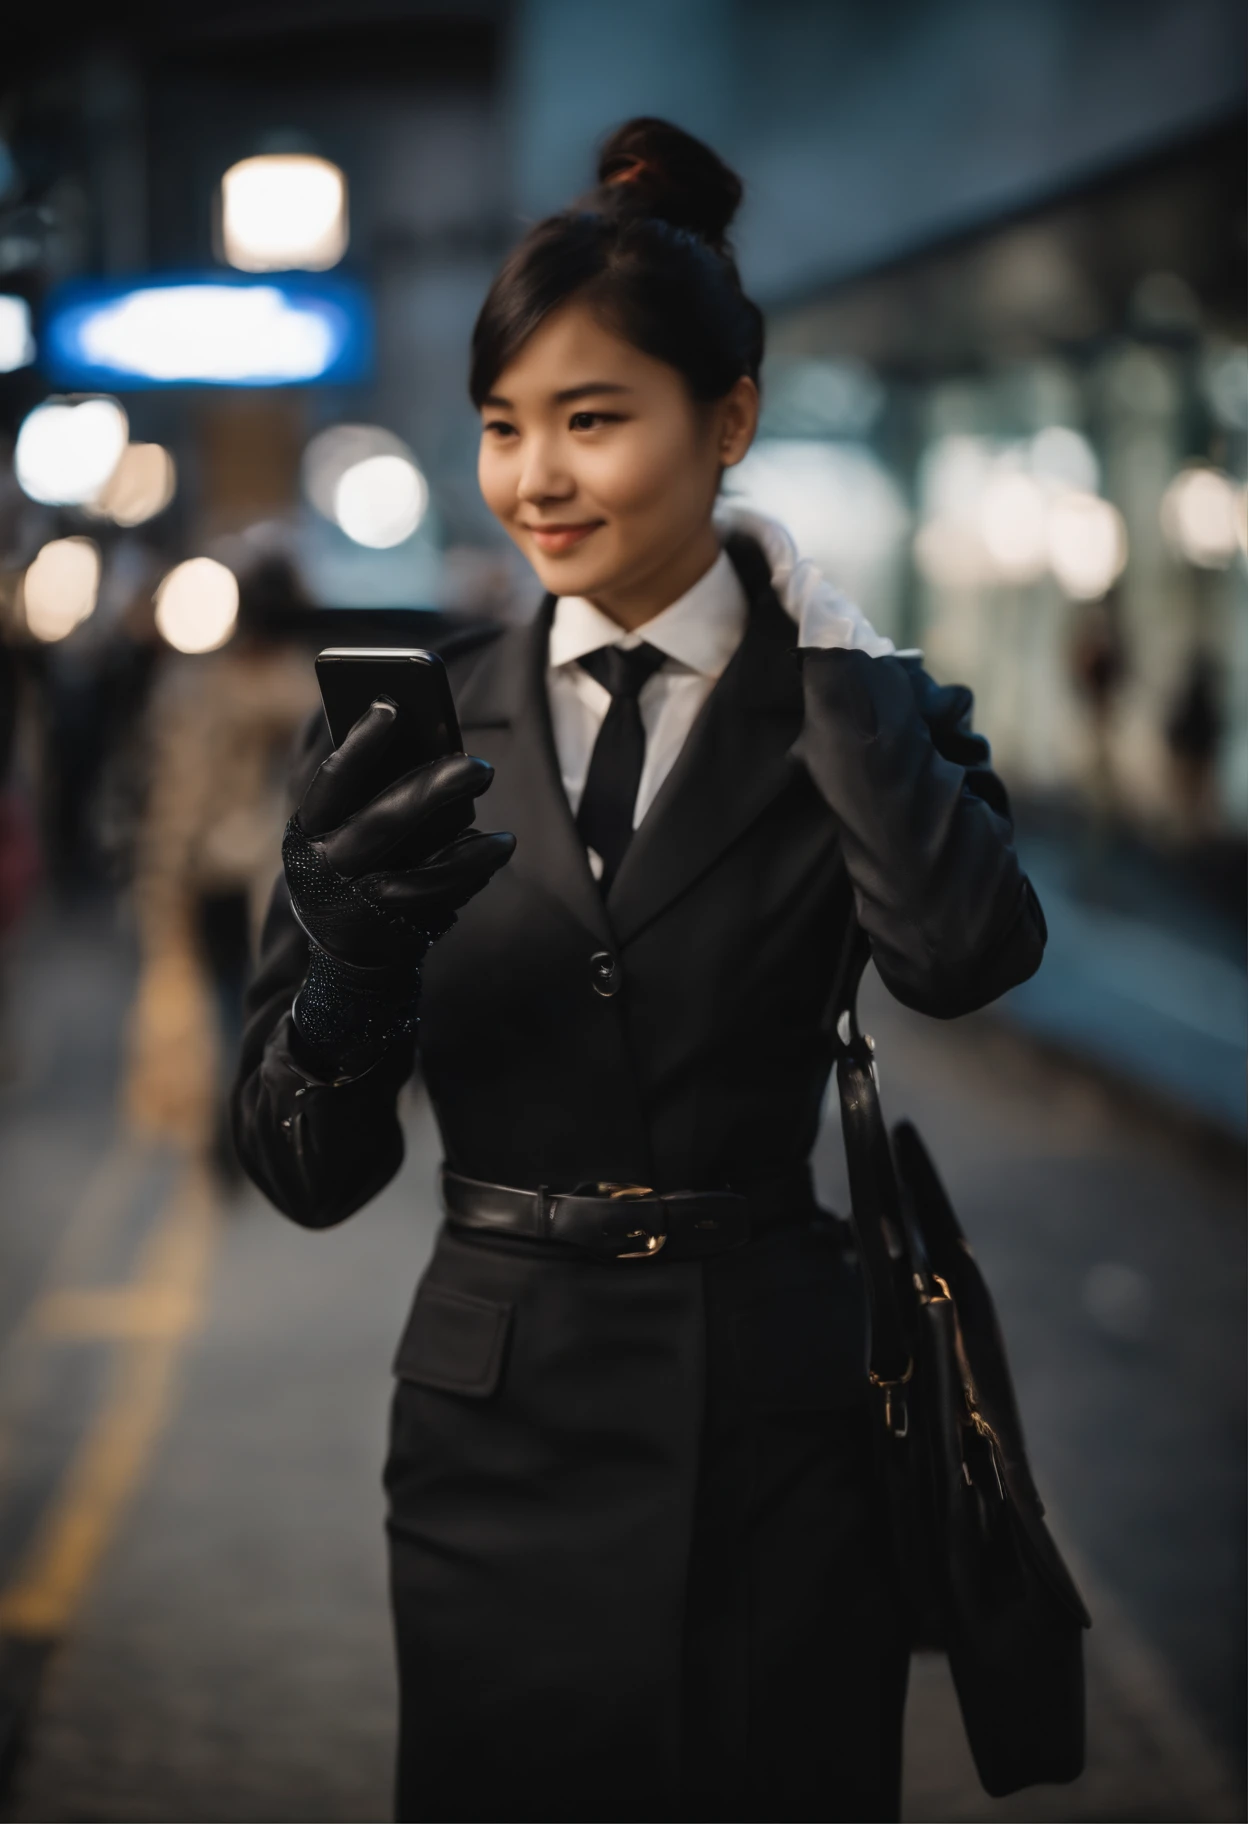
[284,692,514,1082]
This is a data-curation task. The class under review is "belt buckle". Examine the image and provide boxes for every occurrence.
[595,1183,666,1259]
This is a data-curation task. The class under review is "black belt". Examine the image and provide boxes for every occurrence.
[439,1165,815,1261]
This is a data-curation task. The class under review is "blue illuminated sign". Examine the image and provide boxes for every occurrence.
[42,272,373,389]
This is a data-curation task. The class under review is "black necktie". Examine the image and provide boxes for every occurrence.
[575,642,667,891]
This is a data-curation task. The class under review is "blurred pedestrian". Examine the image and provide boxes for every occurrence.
[235,120,1046,1822]
[1165,646,1222,836]
[128,557,318,1173]
[1071,589,1126,801]
[1070,588,1127,889]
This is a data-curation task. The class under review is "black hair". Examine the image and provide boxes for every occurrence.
[469,118,764,408]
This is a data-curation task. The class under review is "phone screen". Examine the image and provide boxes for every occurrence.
[314,648,472,860]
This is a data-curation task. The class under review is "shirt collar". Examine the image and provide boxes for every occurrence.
[548,548,748,679]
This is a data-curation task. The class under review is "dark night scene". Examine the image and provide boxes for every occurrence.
[0,4,1242,1821]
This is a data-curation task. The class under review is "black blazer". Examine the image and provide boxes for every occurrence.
[233,535,1045,1229]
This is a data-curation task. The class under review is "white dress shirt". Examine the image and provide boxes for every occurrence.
[548,549,748,842]
[546,518,896,874]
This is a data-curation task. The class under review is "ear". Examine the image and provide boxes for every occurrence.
[716,376,759,469]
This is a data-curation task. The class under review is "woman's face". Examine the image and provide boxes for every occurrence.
[477,301,757,624]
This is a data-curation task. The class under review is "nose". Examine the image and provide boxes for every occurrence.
[515,433,575,507]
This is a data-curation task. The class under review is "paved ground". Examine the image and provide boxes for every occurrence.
[0,901,1242,1822]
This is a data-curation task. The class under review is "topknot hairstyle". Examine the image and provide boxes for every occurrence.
[469,117,763,407]
[594,117,744,254]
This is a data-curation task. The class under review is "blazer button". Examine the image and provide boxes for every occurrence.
[590,950,622,997]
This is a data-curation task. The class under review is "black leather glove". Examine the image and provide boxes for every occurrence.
[283,697,514,1081]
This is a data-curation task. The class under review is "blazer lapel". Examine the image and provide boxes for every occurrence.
[456,598,615,951]
[607,571,805,947]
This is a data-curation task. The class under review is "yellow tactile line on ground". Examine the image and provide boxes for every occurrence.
[0,1138,152,1494]
[35,1286,200,1340]
[0,1138,151,1367]
[32,1139,155,1293]
[0,1160,218,1639]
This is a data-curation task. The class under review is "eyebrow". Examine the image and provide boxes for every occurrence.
[554,382,632,404]
[480,382,633,410]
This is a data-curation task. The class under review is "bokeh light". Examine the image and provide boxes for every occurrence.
[913,516,988,590]
[74,284,339,385]
[154,558,239,654]
[921,434,996,520]
[302,423,412,520]
[87,443,177,527]
[1030,425,1100,493]
[729,439,909,610]
[1200,346,1248,432]
[15,397,128,506]
[332,452,429,549]
[916,431,1130,596]
[979,471,1049,582]
[1161,466,1242,569]
[1047,492,1128,599]
[221,155,348,272]
[22,537,101,642]
[0,294,34,372]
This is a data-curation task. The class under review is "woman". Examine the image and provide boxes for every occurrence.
[233,118,1045,1824]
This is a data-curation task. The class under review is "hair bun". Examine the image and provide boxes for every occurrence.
[595,118,743,253]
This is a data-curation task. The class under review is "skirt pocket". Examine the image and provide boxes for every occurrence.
[392,1282,513,1398]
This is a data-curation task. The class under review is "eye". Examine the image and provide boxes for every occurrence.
[569,410,622,432]
[483,418,517,439]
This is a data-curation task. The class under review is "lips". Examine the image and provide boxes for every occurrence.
[525,522,603,554]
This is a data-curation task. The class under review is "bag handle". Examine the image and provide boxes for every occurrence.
[833,927,914,1413]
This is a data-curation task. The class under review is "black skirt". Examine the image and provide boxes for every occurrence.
[384,1215,909,1823]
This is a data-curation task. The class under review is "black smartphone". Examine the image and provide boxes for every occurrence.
[315,647,472,862]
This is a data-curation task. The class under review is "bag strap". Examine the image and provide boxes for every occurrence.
[833,927,914,1420]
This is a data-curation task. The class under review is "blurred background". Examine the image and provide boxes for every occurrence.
[0,3,1242,1820]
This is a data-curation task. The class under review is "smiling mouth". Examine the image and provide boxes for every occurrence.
[524,521,604,553]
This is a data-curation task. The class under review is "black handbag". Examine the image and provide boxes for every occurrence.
[834,933,1092,1799]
